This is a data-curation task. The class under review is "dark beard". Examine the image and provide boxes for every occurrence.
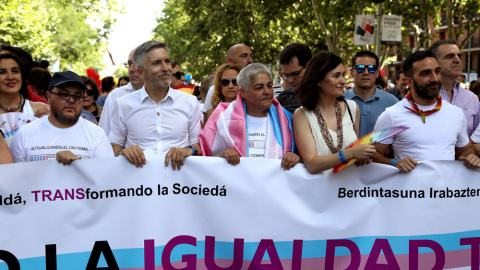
[413,80,442,100]
[52,108,80,125]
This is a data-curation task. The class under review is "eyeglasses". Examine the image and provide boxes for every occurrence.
[220,79,238,87]
[173,71,185,80]
[50,91,85,101]
[85,90,95,96]
[123,62,133,68]
[281,67,305,80]
[354,65,377,73]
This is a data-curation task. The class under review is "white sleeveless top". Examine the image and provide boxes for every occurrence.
[302,100,357,156]
[22,99,35,115]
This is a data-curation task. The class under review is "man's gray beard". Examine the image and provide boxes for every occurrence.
[52,108,80,125]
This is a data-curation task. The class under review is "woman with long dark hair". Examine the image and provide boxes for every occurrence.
[0,53,49,116]
[293,52,375,173]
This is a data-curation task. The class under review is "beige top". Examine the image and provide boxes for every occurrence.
[302,100,357,156]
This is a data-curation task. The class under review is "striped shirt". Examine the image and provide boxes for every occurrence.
[440,81,480,136]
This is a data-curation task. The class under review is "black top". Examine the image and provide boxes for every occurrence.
[277,87,301,114]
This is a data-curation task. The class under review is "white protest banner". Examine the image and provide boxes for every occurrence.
[382,15,402,43]
[354,15,375,46]
[1,155,480,269]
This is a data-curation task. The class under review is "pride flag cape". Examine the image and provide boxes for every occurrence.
[199,94,295,157]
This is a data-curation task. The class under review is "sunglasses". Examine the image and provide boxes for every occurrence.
[85,90,95,96]
[354,65,378,73]
[220,79,238,87]
[173,71,185,80]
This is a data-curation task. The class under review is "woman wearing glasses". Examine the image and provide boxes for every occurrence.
[204,63,242,125]
[293,52,376,173]
[200,63,299,170]
[81,76,103,122]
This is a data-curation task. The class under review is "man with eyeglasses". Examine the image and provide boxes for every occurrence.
[10,71,114,164]
[99,48,144,136]
[277,43,312,114]
[344,51,398,137]
[428,40,480,137]
[170,60,187,88]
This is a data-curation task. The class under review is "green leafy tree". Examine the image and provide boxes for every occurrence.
[444,0,480,49]
[0,0,121,74]
[0,0,55,58]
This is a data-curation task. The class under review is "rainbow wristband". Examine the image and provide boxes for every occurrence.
[338,151,347,163]
[391,159,399,166]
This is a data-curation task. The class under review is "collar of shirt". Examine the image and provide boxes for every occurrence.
[139,86,176,104]
[346,86,382,102]
[440,80,461,103]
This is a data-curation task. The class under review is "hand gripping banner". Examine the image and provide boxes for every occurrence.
[0,155,479,269]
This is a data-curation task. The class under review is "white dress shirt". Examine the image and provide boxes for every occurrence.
[109,86,201,153]
[99,82,137,135]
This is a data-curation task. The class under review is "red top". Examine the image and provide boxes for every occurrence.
[27,86,48,104]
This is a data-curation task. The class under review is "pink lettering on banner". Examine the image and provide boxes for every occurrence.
[249,239,282,269]
[364,239,400,269]
[162,235,197,270]
[144,239,155,270]
[325,239,361,270]
[409,240,445,270]
[460,237,480,270]
[204,236,244,270]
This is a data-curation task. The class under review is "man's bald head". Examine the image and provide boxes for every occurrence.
[227,44,253,68]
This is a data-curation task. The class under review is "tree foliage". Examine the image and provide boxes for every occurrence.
[0,0,121,73]
[154,0,478,79]
[444,0,480,49]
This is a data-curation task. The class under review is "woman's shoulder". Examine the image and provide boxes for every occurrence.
[29,100,50,112]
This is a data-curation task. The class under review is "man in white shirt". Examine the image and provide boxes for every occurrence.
[373,50,480,172]
[99,48,144,135]
[473,127,480,156]
[11,71,114,164]
[109,41,201,170]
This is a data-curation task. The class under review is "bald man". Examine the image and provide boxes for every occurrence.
[227,44,253,68]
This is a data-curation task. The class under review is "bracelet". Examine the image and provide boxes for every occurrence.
[187,146,197,156]
[391,159,399,166]
[338,151,347,163]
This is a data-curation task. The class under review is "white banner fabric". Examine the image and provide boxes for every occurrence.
[1,155,480,269]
